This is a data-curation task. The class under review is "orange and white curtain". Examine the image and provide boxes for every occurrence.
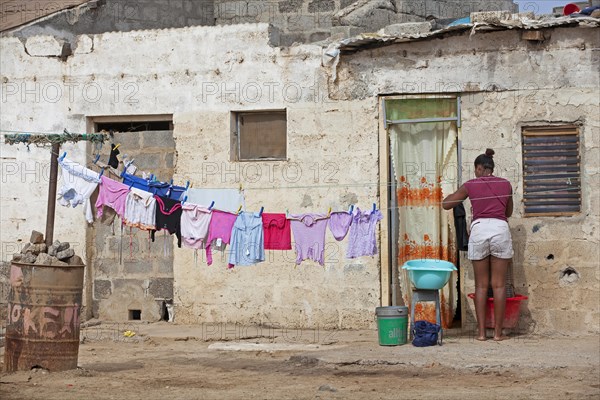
[390,121,458,328]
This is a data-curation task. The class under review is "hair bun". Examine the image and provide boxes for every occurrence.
[485,148,495,158]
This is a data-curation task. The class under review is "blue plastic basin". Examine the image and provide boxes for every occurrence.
[401,259,457,290]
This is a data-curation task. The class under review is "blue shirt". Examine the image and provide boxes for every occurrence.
[228,212,265,266]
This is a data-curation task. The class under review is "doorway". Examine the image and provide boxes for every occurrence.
[382,96,461,328]
[84,115,175,322]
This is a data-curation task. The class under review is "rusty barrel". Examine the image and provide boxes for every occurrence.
[4,261,85,372]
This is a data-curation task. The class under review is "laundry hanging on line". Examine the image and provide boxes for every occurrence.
[56,156,382,268]
[57,157,100,224]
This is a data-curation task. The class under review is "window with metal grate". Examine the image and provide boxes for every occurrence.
[522,126,581,217]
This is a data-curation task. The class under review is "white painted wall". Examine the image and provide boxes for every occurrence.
[1,23,381,329]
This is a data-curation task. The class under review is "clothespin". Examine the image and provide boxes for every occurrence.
[327,207,331,217]
[93,154,100,164]
[237,205,243,214]
[372,203,377,212]
[99,168,105,179]
[185,181,190,190]
[239,183,243,191]
[348,204,354,214]
[113,143,121,150]
[181,195,188,205]
[128,182,134,190]
[259,206,264,216]
[208,201,215,210]
[169,179,174,185]
[59,152,67,162]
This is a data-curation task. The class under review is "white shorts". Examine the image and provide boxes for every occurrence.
[468,218,514,261]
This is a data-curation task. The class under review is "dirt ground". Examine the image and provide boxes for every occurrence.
[1,322,599,400]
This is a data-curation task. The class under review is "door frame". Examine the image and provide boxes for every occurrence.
[378,94,462,308]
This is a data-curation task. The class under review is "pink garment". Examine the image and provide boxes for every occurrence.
[464,176,512,222]
[290,213,328,266]
[181,204,212,249]
[205,210,238,265]
[262,213,292,250]
[95,176,129,219]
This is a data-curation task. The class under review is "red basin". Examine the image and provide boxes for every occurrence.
[467,293,528,329]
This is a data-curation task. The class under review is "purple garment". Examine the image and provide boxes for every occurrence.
[290,213,328,266]
[329,211,353,241]
[346,208,383,259]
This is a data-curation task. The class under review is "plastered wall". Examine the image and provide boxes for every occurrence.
[0,23,381,329]
[332,26,600,334]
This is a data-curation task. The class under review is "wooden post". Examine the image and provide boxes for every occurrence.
[45,143,60,247]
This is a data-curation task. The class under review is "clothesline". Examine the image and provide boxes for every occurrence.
[58,157,383,268]
[10,139,579,205]
[56,149,582,207]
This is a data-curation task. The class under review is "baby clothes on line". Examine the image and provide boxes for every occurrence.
[121,172,186,200]
[180,204,212,250]
[205,210,238,265]
[123,188,156,230]
[95,176,129,219]
[228,211,265,267]
[346,207,383,259]
[151,195,183,248]
[57,157,101,223]
[262,213,291,250]
[290,213,329,266]
[108,143,120,169]
[328,211,353,241]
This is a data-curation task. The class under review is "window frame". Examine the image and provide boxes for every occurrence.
[521,125,581,217]
[231,109,287,162]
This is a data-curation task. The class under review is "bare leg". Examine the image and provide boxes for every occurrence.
[490,256,510,341]
[473,257,491,341]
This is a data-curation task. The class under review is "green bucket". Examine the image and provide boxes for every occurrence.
[376,306,408,346]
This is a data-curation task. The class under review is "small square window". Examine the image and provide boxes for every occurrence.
[232,111,287,161]
[522,126,581,217]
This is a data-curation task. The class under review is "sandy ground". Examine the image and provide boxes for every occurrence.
[1,322,599,400]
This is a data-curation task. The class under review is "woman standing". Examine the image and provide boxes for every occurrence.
[442,149,514,341]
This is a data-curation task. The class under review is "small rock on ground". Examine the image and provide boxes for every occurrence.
[318,384,337,392]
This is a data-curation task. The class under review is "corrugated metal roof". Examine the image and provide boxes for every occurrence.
[0,0,89,32]
[338,16,600,54]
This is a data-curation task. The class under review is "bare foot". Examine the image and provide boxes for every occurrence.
[476,336,487,341]
[493,335,509,341]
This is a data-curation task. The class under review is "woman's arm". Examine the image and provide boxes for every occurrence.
[442,185,468,210]
[505,189,513,218]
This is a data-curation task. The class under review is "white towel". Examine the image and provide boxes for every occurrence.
[184,188,245,213]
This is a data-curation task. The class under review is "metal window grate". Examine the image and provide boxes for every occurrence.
[522,126,581,217]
